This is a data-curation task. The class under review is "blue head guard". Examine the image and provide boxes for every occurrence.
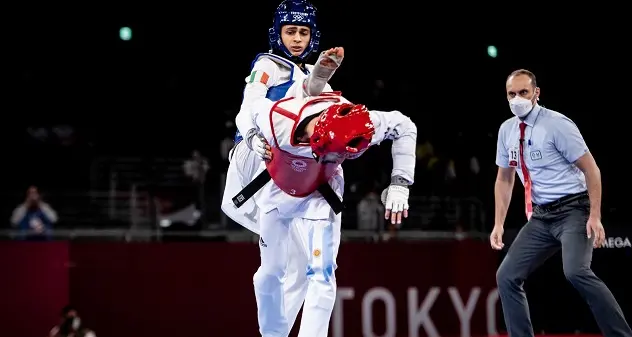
[268,0,321,63]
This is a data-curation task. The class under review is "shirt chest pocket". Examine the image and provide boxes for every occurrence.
[525,144,554,168]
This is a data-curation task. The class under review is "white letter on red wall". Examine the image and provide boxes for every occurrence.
[362,287,396,337]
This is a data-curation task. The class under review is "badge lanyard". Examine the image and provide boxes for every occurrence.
[522,107,541,147]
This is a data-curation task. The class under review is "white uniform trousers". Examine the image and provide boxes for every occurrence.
[254,208,340,337]
[221,140,264,234]
[221,141,341,336]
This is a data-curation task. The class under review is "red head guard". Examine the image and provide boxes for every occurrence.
[310,103,375,160]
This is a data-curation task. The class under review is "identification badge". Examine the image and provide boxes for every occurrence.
[508,146,519,167]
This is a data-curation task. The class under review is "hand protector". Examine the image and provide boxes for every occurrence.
[381,185,410,214]
[315,49,343,73]
[245,128,270,160]
[304,50,343,96]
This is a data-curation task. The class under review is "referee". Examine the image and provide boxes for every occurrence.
[490,69,631,336]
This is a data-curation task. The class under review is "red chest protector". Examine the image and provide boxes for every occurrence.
[265,95,344,197]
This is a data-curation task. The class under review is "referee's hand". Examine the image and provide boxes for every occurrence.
[586,217,605,248]
[490,225,505,250]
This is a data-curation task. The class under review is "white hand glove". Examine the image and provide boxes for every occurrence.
[245,129,271,160]
[381,185,410,226]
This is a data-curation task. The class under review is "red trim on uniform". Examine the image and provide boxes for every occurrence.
[320,91,342,96]
[269,97,295,149]
[264,94,346,198]
[273,106,298,121]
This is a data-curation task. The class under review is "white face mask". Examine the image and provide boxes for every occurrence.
[509,96,535,118]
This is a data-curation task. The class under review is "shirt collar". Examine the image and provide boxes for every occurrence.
[520,104,542,126]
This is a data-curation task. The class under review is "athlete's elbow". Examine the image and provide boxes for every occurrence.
[409,118,418,135]
[403,116,418,141]
[496,167,515,184]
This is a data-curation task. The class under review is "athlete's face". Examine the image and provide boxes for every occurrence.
[281,25,311,56]
[295,113,320,144]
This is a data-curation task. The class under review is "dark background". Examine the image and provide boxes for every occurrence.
[2,2,630,336]
[5,3,629,214]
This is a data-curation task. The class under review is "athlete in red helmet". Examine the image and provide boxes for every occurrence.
[309,103,375,159]
[222,81,417,337]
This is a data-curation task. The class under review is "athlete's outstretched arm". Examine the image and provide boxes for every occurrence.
[368,110,417,225]
[303,47,343,96]
[368,110,417,184]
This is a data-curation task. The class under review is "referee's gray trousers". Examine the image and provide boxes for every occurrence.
[496,192,632,337]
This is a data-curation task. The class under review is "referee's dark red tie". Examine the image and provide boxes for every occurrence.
[519,122,533,220]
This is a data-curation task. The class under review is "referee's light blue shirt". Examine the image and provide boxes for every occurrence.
[496,105,589,205]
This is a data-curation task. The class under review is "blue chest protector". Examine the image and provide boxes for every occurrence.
[234,53,309,143]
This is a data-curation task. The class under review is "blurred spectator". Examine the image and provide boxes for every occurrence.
[49,305,96,337]
[10,186,57,240]
[469,156,480,175]
[416,140,434,161]
[183,150,209,183]
[356,190,385,231]
[219,120,235,173]
[52,124,76,146]
[183,150,209,223]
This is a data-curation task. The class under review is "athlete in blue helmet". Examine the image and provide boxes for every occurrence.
[233,0,343,157]
[221,1,344,336]
[268,0,321,64]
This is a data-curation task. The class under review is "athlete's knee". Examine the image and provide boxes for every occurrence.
[255,261,286,293]
[253,267,284,294]
[259,247,288,272]
[255,251,287,286]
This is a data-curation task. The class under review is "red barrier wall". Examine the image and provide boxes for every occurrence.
[0,240,498,337]
[0,242,69,337]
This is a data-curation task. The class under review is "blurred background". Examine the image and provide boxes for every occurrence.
[0,2,630,337]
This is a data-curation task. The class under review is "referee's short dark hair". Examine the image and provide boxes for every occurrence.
[507,69,537,88]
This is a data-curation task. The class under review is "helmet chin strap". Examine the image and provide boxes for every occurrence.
[271,49,306,64]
